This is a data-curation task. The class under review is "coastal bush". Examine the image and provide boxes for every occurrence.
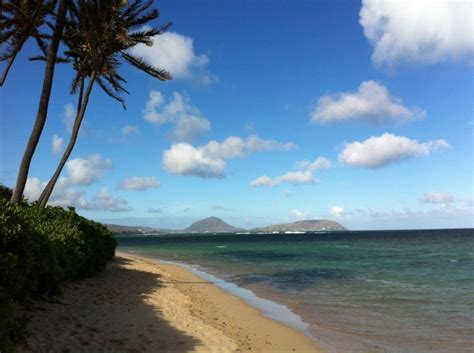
[0,190,116,352]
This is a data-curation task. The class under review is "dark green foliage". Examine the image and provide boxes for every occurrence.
[0,0,55,85]
[0,198,116,352]
[62,0,172,107]
[0,184,13,200]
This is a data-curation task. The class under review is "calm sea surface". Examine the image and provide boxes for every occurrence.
[117,229,474,353]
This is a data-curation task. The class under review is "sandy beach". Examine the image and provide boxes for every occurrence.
[18,252,326,353]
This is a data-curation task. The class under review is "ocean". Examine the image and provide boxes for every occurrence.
[117,229,474,353]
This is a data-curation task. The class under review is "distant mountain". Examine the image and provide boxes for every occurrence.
[104,224,175,235]
[254,219,346,233]
[106,218,345,236]
[184,217,243,233]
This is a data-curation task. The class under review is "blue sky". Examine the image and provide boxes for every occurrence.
[1,0,473,230]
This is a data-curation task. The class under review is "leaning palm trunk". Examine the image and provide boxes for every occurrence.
[38,73,96,207]
[0,51,19,86]
[9,0,68,203]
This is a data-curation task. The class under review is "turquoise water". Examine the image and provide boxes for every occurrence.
[117,229,474,353]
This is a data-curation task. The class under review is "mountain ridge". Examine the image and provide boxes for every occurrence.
[106,217,346,234]
[253,219,346,233]
[184,216,244,233]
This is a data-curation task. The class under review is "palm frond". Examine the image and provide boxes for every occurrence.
[96,76,126,109]
[121,52,171,81]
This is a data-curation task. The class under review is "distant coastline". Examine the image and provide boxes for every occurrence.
[105,216,347,235]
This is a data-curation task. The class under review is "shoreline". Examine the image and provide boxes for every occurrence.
[121,251,312,334]
[19,251,327,353]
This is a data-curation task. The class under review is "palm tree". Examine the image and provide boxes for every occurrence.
[37,0,171,207]
[0,0,55,86]
[9,0,68,203]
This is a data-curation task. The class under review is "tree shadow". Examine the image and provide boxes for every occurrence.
[19,256,201,353]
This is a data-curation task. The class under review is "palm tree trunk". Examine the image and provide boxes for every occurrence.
[37,76,85,206]
[38,73,96,207]
[0,51,19,87]
[9,0,68,203]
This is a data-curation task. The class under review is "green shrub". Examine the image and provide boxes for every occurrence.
[0,185,12,201]
[0,198,116,352]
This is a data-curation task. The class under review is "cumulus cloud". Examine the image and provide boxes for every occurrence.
[290,209,308,221]
[420,192,454,204]
[359,0,474,65]
[122,125,139,136]
[120,176,160,191]
[143,91,167,123]
[275,171,317,185]
[170,115,210,142]
[330,206,345,218]
[65,154,113,185]
[51,135,64,154]
[310,81,425,124]
[246,135,296,152]
[24,177,48,202]
[296,156,332,172]
[163,135,295,178]
[24,178,130,212]
[87,188,131,212]
[251,171,317,187]
[163,143,226,178]
[251,156,330,187]
[143,91,211,142]
[250,176,276,187]
[129,31,216,84]
[339,133,449,168]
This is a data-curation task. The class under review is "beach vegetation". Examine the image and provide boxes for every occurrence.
[0,186,116,352]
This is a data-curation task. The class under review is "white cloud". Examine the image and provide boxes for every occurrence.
[162,143,226,178]
[310,81,425,124]
[120,176,160,191]
[250,176,276,187]
[251,171,317,188]
[360,0,474,65]
[290,209,308,221]
[129,31,216,84]
[246,135,296,152]
[202,136,245,159]
[24,177,88,209]
[163,135,295,178]
[24,177,47,201]
[251,156,330,188]
[63,103,76,132]
[339,133,449,168]
[276,171,317,185]
[420,192,454,204]
[86,187,131,212]
[51,135,64,154]
[330,206,345,218]
[122,125,139,136]
[143,91,211,142]
[24,178,130,212]
[296,156,332,171]
[170,115,210,142]
[143,91,167,124]
[65,154,113,185]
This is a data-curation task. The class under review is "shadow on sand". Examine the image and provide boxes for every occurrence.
[19,256,201,353]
